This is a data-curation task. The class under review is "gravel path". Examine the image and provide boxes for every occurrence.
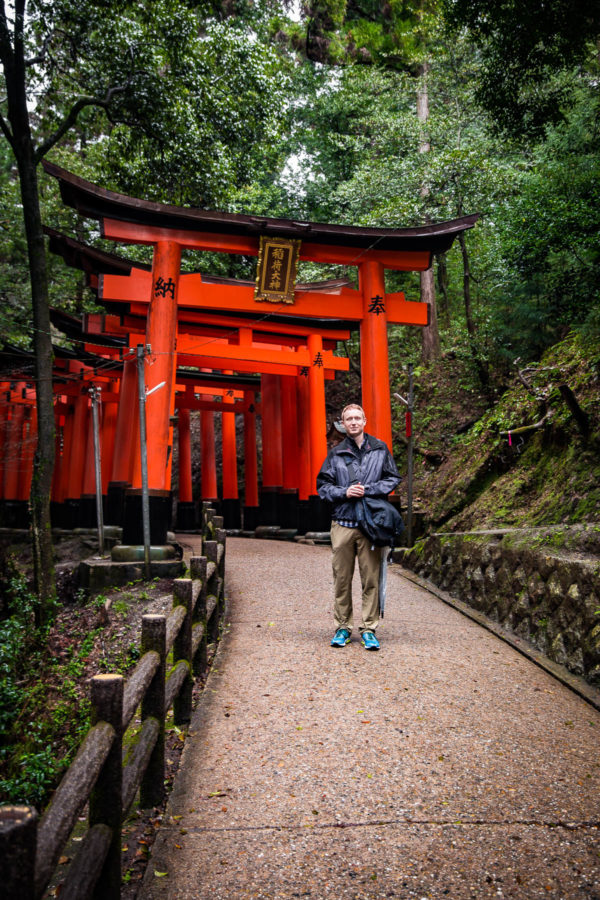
[140,537,600,899]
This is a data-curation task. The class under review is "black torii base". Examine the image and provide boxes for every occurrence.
[122,488,172,546]
[222,498,242,530]
[176,500,198,531]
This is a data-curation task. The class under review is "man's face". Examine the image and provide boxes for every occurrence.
[342,408,366,440]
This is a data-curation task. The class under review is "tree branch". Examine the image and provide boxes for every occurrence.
[34,82,132,162]
[499,409,553,437]
[25,32,54,68]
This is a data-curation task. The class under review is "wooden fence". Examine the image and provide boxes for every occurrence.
[0,508,226,900]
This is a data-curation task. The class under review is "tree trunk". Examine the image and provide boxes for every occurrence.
[420,266,440,362]
[436,252,451,327]
[459,231,475,337]
[417,60,441,363]
[19,159,56,621]
[3,20,57,617]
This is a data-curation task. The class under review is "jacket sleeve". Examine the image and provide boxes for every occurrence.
[316,452,348,504]
[363,446,401,498]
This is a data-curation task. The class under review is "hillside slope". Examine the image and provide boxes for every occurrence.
[391,332,600,532]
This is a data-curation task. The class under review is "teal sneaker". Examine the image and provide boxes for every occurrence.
[361,631,380,651]
[331,628,351,647]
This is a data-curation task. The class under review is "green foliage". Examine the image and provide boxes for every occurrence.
[0,562,40,733]
[90,19,291,208]
[0,562,62,806]
[443,0,600,138]
[296,0,440,67]
[485,84,600,359]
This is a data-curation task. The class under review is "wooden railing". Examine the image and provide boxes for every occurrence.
[0,509,226,900]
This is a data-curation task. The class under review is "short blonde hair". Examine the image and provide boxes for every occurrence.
[341,403,366,421]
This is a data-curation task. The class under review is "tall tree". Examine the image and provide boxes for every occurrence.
[0,0,288,614]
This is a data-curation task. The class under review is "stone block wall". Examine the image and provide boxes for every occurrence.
[396,525,600,685]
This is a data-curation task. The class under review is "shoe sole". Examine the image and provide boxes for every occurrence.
[331,639,351,647]
[361,640,379,651]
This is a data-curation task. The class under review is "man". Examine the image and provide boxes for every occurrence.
[316,404,401,651]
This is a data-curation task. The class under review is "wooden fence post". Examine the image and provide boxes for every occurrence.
[203,505,216,542]
[215,527,226,606]
[172,579,193,725]
[190,556,208,673]
[89,675,123,900]
[0,806,37,900]
[204,540,220,643]
[140,615,166,809]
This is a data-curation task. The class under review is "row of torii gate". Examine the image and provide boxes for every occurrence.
[0,163,477,542]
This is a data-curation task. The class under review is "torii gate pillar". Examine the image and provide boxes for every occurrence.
[123,241,181,545]
[260,373,283,526]
[296,373,312,535]
[221,376,241,529]
[359,261,393,449]
[243,391,259,531]
[280,374,300,529]
[176,406,197,530]
[307,334,331,532]
[107,356,138,526]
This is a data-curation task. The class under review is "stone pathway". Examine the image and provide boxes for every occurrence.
[139,537,600,899]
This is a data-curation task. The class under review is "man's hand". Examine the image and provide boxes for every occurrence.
[346,482,365,498]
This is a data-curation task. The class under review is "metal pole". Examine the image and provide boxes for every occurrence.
[137,345,151,578]
[406,363,414,547]
[90,386,105,557]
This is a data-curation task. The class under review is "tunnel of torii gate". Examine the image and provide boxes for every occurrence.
[36,161,478,540]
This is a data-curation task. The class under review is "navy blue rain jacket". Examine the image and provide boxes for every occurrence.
[316,434,401,521]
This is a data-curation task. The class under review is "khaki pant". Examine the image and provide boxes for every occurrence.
[330,520,381,634]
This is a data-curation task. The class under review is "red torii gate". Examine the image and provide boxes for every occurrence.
[46,228,356,534]
[44,161,478,540]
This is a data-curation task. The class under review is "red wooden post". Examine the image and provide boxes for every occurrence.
[200,407,217,501]
[145,241,181,492]
[3,396,24,503]
[51,410,63,503]
[110,356,137,486]
[221,373,241,528]
[66,389,89,521]
[100,392,118,494]
[177,407,193,504]
[57,401,75,508]
[307,333,327,492]
[261,374,283,488]
[243,390,259,530]
[359,260,392,449]
[221,383,238,501]
[243,391,258,503]
[296,374,312,503]
[199,368,217,503]
[280,374,299,490]
[280,373,299,528]
[82,398,97,496]
[260,373,282,526]
[18,406,36,502]
[0,390,8,503]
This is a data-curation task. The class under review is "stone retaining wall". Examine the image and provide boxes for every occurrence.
[395,525,600,685]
